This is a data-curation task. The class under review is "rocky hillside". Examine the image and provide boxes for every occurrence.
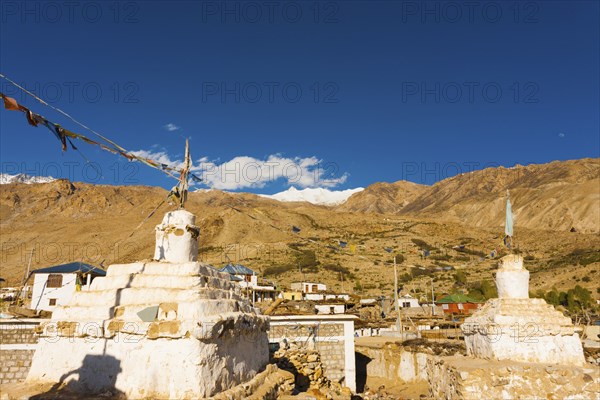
[341,158,600,233]
[0,158,598,298]
[336,181,426,214]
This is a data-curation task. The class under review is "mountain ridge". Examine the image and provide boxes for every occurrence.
[341,158,600,233]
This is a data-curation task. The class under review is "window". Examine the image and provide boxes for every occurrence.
[244,275,252,282]
[47,274,63,288]
[311,284,318,293]
[402,302,411,308]
[458,303,464,310]
[442,304,449,310]
[330,307,335,314]
[48,298,57,306]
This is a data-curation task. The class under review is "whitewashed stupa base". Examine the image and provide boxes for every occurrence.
[462,255,585,366]
[26,211,269,399]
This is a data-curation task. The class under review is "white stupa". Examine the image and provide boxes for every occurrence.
[462,254,585,365]
[26,209,270,398]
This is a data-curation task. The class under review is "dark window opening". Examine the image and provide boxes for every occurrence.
[47,274,63,288]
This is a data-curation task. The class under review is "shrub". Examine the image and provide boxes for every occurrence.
[469,280,498,300]
[410,266,433,278]
[454,247,486,258]
[323,263,355,279]
[263,265,295,277]
[453,271,467,285]
[354,280,363,292]
[431,254,452,261]
[411,238,437,251]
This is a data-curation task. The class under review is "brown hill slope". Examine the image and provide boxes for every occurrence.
[0,158,598,297]
[337,180,426,214]
[400,158,600,233]
[339,158,599,233]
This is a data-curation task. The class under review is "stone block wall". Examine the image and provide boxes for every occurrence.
[0,321,41,384]
[269,321,346,383]
[0,350,35,383]
[268,316,356,391]
[315,337,345,382]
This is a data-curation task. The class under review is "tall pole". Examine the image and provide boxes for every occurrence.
[394,256,402,337]
[430,277,435,316]
[22,249,34,286]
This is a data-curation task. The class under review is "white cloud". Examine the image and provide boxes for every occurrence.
[163,123,180,132]
[128,150,349,191]
[195,154,348,190]
[558,132,566,138]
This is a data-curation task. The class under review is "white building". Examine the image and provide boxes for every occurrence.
[398,294,420,308]
[291,282,327,294]
[30,262,106,312]
[219,263,277,302]
[305,292,350,301]
[325,293,351,301]
[360,298,378,305]
[315,303,345,315]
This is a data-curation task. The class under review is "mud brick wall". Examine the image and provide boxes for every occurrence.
[0,321,41,384]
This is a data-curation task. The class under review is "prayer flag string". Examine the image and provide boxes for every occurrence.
[0,90,201,183]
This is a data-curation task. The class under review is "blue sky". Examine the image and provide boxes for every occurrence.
[1,1,598,193]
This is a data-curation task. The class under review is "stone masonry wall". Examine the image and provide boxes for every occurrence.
[269,322,346,384]
[315,340,345,383]
[315,323,345,383]
[0,350,35,383]
[0,322,40,384]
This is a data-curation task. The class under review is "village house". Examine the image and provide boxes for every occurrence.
[436,293,481,315]
[280,290,303,301]
[219,263,278,302]
[315,303,346,315]
[398,294,420,308]
[30,262,106,312]
[291,281,327,294]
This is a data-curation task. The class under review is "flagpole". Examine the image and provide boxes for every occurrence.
[505,189,515,252]
[394,256,402,338]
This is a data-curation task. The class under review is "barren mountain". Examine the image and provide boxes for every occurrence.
[340,159,600,234]
[337,181,426,214]
[0,158,598,299]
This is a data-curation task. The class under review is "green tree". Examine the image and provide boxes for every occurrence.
[453,271,467,286]
[545,289,561,306]
[566,285,592,312]
[394,253,405,264]
[354,280,363,293]
[468,280,497,300]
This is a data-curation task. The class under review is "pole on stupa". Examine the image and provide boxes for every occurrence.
[178,139,191,209]
[504,189,514,251]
